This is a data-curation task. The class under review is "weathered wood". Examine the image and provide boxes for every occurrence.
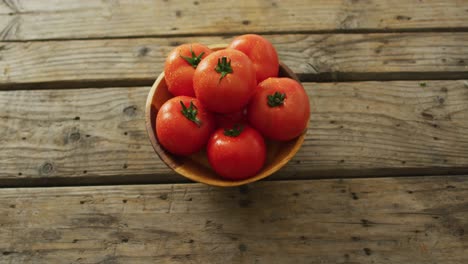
[0,0,467,41]
[0,176,467,263]
[1,80,468,186]
[1,33,468,87]
[0,87,169,185]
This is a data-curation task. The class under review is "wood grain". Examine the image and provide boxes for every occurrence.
[1,33,468,87]
[0,0,467,41]
[0,176,467,263]
[1,80,468,186]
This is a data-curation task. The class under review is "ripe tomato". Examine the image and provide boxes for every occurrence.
[193,49,257,113]
[228,34,279,83]
[247,78,310,141]
[156,96,215,156]
[164,43,212,97]
[213,109,247,129]
[207,125,266,180]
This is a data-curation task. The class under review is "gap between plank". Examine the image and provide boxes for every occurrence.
[1,72,468,91]
[2,166,468,188]
[299,71,468,82]
[2,28,468,42]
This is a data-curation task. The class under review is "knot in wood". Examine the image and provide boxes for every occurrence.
[123,105,137,116]
[69,132,81,142]
[137,47,150,57]
[40,162,54,175]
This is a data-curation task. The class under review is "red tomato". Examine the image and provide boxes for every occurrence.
[193,49,257,113]
[213,109,247,129]
[247,78,310,141]
[164,43,212,97]
[207,125,266,180]
[228,34,279,83]
[156,96,215,155]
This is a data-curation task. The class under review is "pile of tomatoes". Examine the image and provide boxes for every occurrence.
[156,34,310,181]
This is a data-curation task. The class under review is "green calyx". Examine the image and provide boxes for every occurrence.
[224,124,243,137]
[180,101,202,127]
[215,57,233,81]
[180,46,205,68]
[267,91,286,107]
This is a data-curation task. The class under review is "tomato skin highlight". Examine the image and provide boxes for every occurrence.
[156,96,215,156]
[207,126,266,180]
[228,34,279,84]
[193,49,257,114]
[164,43,212,97]
[247,78,310,141]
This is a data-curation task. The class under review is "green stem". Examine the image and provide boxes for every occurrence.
[215,57,233,81]
[180,101,202,127]
[180,46,205,68]
[224,124,243,137]
[267,92,286,107]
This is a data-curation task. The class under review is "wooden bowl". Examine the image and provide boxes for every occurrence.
[145,44,306,187]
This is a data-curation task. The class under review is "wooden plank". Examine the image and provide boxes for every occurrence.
[0,176,467,263]
[0,0,467,41]
[1,80,468,186]
[1,33,468,87]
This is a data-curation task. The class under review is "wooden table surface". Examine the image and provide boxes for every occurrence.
[1,1,468,263]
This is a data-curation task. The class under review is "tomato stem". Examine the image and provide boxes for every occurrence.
[267,91,286,107]
[224,124,243,137]
[180,101,202,127]
[215,57,233,81]
[180,46,205,68]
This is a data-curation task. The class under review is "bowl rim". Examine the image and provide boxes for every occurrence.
[145,43,306,187]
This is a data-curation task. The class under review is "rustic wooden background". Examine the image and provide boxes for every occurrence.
[0,0,468,263]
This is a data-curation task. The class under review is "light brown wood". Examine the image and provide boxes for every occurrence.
[0,176,467,263]
[0,0,467,41]
[1,33,468,86]
[145,44,305,186]
[2,80,468,186]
